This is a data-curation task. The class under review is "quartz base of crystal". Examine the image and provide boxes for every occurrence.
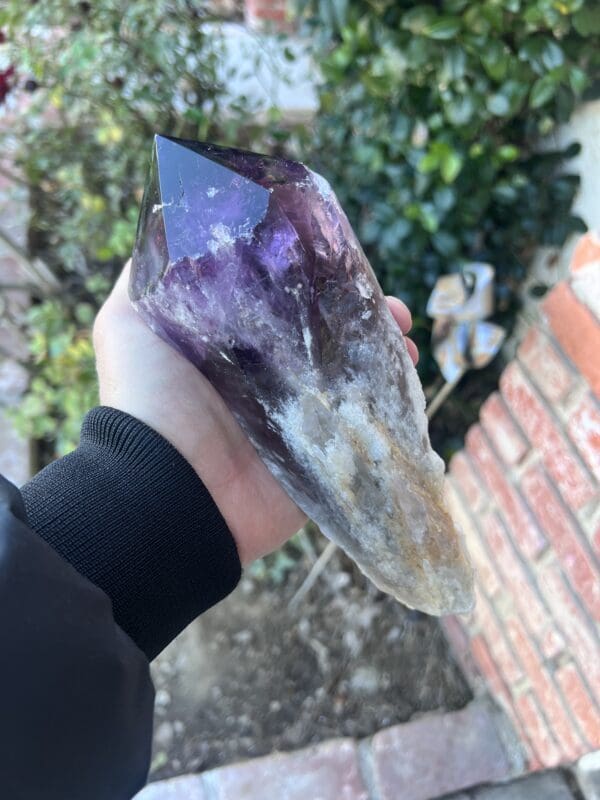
[130,135,474,615]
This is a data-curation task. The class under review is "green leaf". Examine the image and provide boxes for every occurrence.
[74,303,95,326]
[441,151,463,183]
[401,5,437,34]
[418,152,440,173]
[463,5,491,34]
[569,66,588,94]
[433,186,456,212]
[498,145,520,162]
[487,80,528,117]
[572,6,600,35]
[432,230,460,256]
[530,76,556,108]
[424,17,462,39]
[443,0,469,12]
[542,40,564,70]
[444,95,475,126]
[487,92,511,116]
[441,46,467,82]
[481,41,509,81]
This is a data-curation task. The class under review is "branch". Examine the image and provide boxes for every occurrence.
[0,228,61,293]
[0,282,35,292]
[0,164,31,189]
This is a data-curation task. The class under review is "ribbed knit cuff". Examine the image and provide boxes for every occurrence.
[21,407,242,660]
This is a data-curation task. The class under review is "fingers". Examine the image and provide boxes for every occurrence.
[385,295,412,334]
[405,337,419,365]
[385,295,418,365]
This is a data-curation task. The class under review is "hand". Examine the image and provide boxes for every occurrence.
[93,261,418,565]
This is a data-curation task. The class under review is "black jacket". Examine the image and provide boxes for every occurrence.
[0,407,241,799]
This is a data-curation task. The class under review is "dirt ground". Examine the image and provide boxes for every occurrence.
[149,545,471,781]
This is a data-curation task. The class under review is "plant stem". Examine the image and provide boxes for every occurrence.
[426,377,461,421]
[0,228,60,292]
[0,164,31,189]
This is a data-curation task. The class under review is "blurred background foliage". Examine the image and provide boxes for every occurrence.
[0,0,599,459]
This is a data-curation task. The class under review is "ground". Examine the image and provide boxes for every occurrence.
[149,541,471,782]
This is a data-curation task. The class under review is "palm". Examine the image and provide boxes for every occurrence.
[94,262,415,565]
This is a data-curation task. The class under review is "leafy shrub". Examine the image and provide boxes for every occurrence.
[9,298,98,457]
[0,0,292,457]
[1,0,264,274]
[300,0,600,390]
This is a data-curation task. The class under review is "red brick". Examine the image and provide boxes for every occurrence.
[490,689,543,771]
[483,515,560,657]
[446,486,502,598]
[506,616,584,761]
[544,283,600,397]
[449,452,487,511]
[245,0,287,21]
[571,232,600,273]
[503,712,544,773]
[370,704,512,800]
[480,392,528,465]
[473,587,524,684]
[466,426,546,558]
[568,394,600,482]
[442,615,480,686]
[204,739,368,800]
[518,328,576,404]
[470,634,510,701]
[521,466,600,621]
[501,363,596,509]
[468,532,503,600]
[515,693,562,768]
[556,662,600,748]
[538,564,600,701]
[442,613,469,654]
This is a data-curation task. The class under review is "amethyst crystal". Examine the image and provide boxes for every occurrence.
[130,135,474,615]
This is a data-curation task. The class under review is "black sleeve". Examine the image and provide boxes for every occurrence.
[0,473,153,800]
[21,406,242,660]
[1,407,241,800]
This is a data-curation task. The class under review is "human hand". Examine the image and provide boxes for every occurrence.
[93,261,418,565]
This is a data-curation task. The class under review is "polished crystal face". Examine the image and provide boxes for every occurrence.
[130,135,474,615]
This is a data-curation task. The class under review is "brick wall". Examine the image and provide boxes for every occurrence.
[244,0,289,29]
[444,232,600,770]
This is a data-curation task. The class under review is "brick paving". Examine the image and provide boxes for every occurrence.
[136,702,521,800]
[204,739,368,800]
[135,756,593,800]
[470,770,574,799]
[369,703,511,800]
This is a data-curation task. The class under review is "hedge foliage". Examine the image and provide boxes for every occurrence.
[301,0,600,382]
